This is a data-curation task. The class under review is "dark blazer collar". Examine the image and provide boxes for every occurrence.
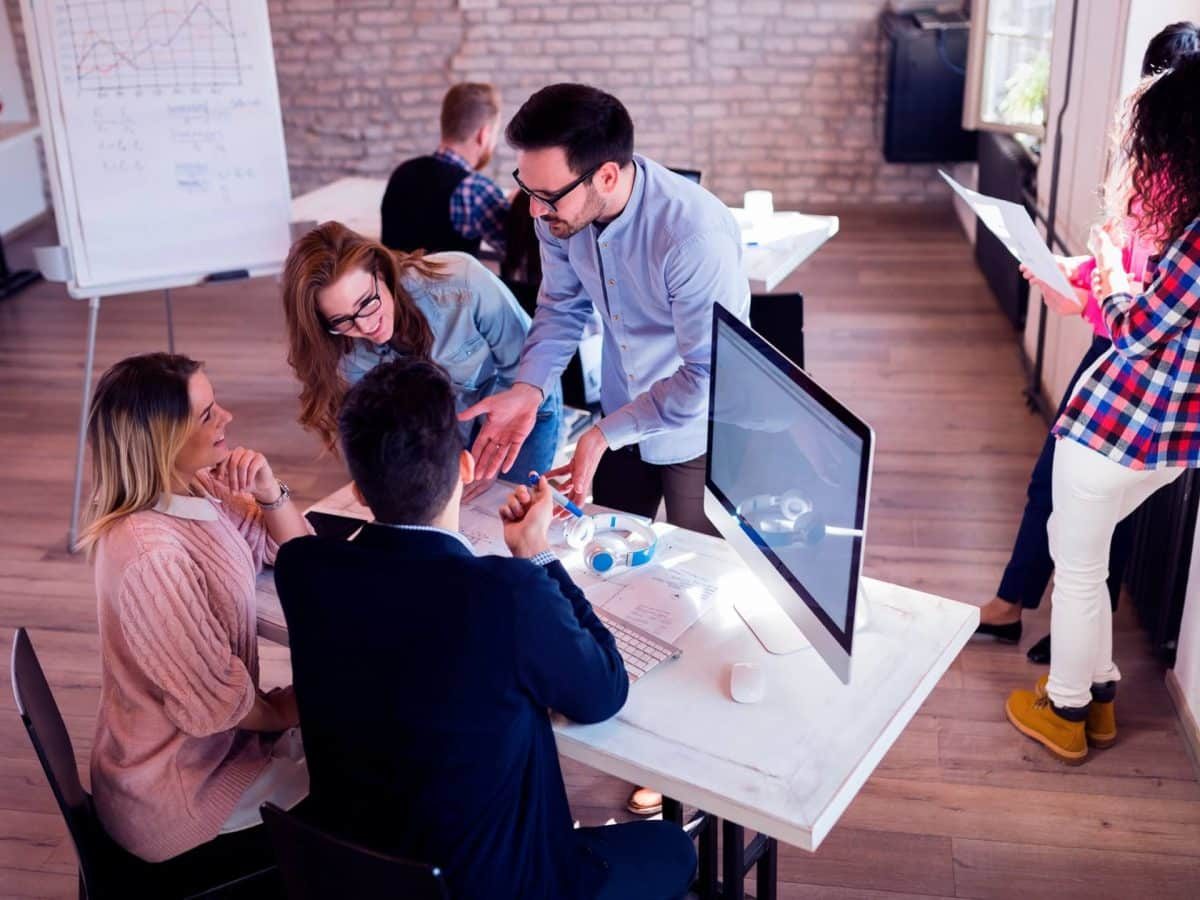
[352,522,476,560]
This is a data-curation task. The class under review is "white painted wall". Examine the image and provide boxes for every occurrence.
[1179,527,1200,730]
[0,0,44,237]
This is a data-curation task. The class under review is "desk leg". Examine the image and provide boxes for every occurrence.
[662,796,683,827]
[698,813,718,900]
[756,838,778,900]
[67,296,101,552]
[722,820,746,900]
[164,289,175,353]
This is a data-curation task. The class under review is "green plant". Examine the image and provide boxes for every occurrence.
[999,52,1051,125]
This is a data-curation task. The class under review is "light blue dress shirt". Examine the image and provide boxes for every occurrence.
[515,155,750,465]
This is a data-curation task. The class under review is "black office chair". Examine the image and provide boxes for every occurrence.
[749,292,805,369]
[260,802,450,900]
[668,167,703,184]
[10,627,278,900]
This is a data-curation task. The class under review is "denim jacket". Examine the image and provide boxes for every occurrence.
[341,252,531,433]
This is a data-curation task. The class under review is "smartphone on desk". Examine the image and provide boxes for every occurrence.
[304,510,368,541]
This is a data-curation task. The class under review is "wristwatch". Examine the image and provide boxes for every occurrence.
[256,480,291,511]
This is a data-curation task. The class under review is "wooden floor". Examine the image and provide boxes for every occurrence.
[2,208,1198,898]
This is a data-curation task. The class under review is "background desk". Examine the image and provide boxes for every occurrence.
[256,482,977,862]
[291,177,838,293]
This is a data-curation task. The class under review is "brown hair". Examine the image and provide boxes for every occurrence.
[1125,55,1200,249]
[441,82,500,143]
[281,221,441,451]
[77,353,201,555]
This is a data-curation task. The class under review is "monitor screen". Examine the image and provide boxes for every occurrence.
[706,305,873,657]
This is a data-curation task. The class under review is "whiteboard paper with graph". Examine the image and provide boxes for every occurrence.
[19,0,291,297]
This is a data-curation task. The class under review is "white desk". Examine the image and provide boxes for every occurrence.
[735,210,839,294]
[291,176,387,242]
[0,121,45,237]
[256,482,977,862]
[290,177,838,294]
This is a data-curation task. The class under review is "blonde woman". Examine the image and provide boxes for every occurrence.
[79,353,309,887]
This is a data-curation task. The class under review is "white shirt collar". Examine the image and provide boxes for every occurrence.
[377,522,475,555]
[152,491,221,522]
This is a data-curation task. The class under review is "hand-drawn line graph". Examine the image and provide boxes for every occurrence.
[62,1,243,93]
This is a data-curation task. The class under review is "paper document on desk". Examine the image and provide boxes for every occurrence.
[938,170,1076,299]
[457,487,718,644]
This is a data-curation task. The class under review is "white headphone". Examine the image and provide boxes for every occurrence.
[735,491,864,548]
[565,513,658,574]
[736,491,825,548]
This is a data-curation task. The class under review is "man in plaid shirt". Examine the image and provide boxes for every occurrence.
[381,83,511,257]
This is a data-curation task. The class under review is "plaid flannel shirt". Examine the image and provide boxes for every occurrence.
[436,147,510,255]
[1054,216,1200,470]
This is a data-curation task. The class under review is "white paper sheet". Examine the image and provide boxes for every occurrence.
[939,170,1077,300]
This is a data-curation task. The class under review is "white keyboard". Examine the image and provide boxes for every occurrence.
[596,608,682,683]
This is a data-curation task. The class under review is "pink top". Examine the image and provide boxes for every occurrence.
[90,472,280,862]
[1071,217,1156,338]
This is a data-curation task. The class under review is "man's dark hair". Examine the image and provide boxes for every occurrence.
[506,83,634,175]
[338,359,462,525]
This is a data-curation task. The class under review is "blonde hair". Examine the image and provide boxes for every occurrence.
[76,353,201,555]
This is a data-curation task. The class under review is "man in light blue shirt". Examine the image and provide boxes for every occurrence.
[462,83,750,536]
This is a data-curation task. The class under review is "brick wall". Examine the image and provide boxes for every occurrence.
[7,0,947,210]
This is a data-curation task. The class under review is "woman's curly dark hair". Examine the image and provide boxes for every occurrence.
[1126,52,1200,248]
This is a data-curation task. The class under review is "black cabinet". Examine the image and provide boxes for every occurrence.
[881,12,976,163]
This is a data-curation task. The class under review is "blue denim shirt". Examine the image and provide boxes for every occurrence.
[515,155,750,464]
[341,252,531,440]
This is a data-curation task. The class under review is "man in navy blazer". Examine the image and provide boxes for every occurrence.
[274,358,695,900]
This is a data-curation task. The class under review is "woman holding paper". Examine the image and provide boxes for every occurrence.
[1004,55,1200,764]
[974,21,1198,662]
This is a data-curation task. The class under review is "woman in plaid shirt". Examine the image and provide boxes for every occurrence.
[1006,55,1200,764]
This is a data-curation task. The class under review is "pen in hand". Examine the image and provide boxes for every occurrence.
[527,471,584,518]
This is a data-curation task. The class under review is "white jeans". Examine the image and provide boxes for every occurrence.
[1047,438,1184,708]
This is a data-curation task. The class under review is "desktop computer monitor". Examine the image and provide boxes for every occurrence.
[704,303,874,684]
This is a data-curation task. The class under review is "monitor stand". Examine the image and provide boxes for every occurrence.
[735,580,875,655]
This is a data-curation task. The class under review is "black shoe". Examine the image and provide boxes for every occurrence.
[1026,633,1051,664]
[973,620,1022,643]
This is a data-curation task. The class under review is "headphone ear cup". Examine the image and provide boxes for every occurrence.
[585,534,625,574]
[565,516,596,549]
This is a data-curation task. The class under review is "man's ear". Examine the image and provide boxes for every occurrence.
[475,121,494,150]
[460,449,476,484]
[596,160,622,194]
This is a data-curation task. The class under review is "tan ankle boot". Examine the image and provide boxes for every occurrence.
[1006,687,1088,764]
[1035,675,1116,748]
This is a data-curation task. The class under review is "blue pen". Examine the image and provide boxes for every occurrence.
[527,471,584,517]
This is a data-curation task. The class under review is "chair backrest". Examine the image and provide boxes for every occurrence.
[10,627,112,895]
[260,802,450,900]
[749,292,805,369]
[668,167,702,184]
